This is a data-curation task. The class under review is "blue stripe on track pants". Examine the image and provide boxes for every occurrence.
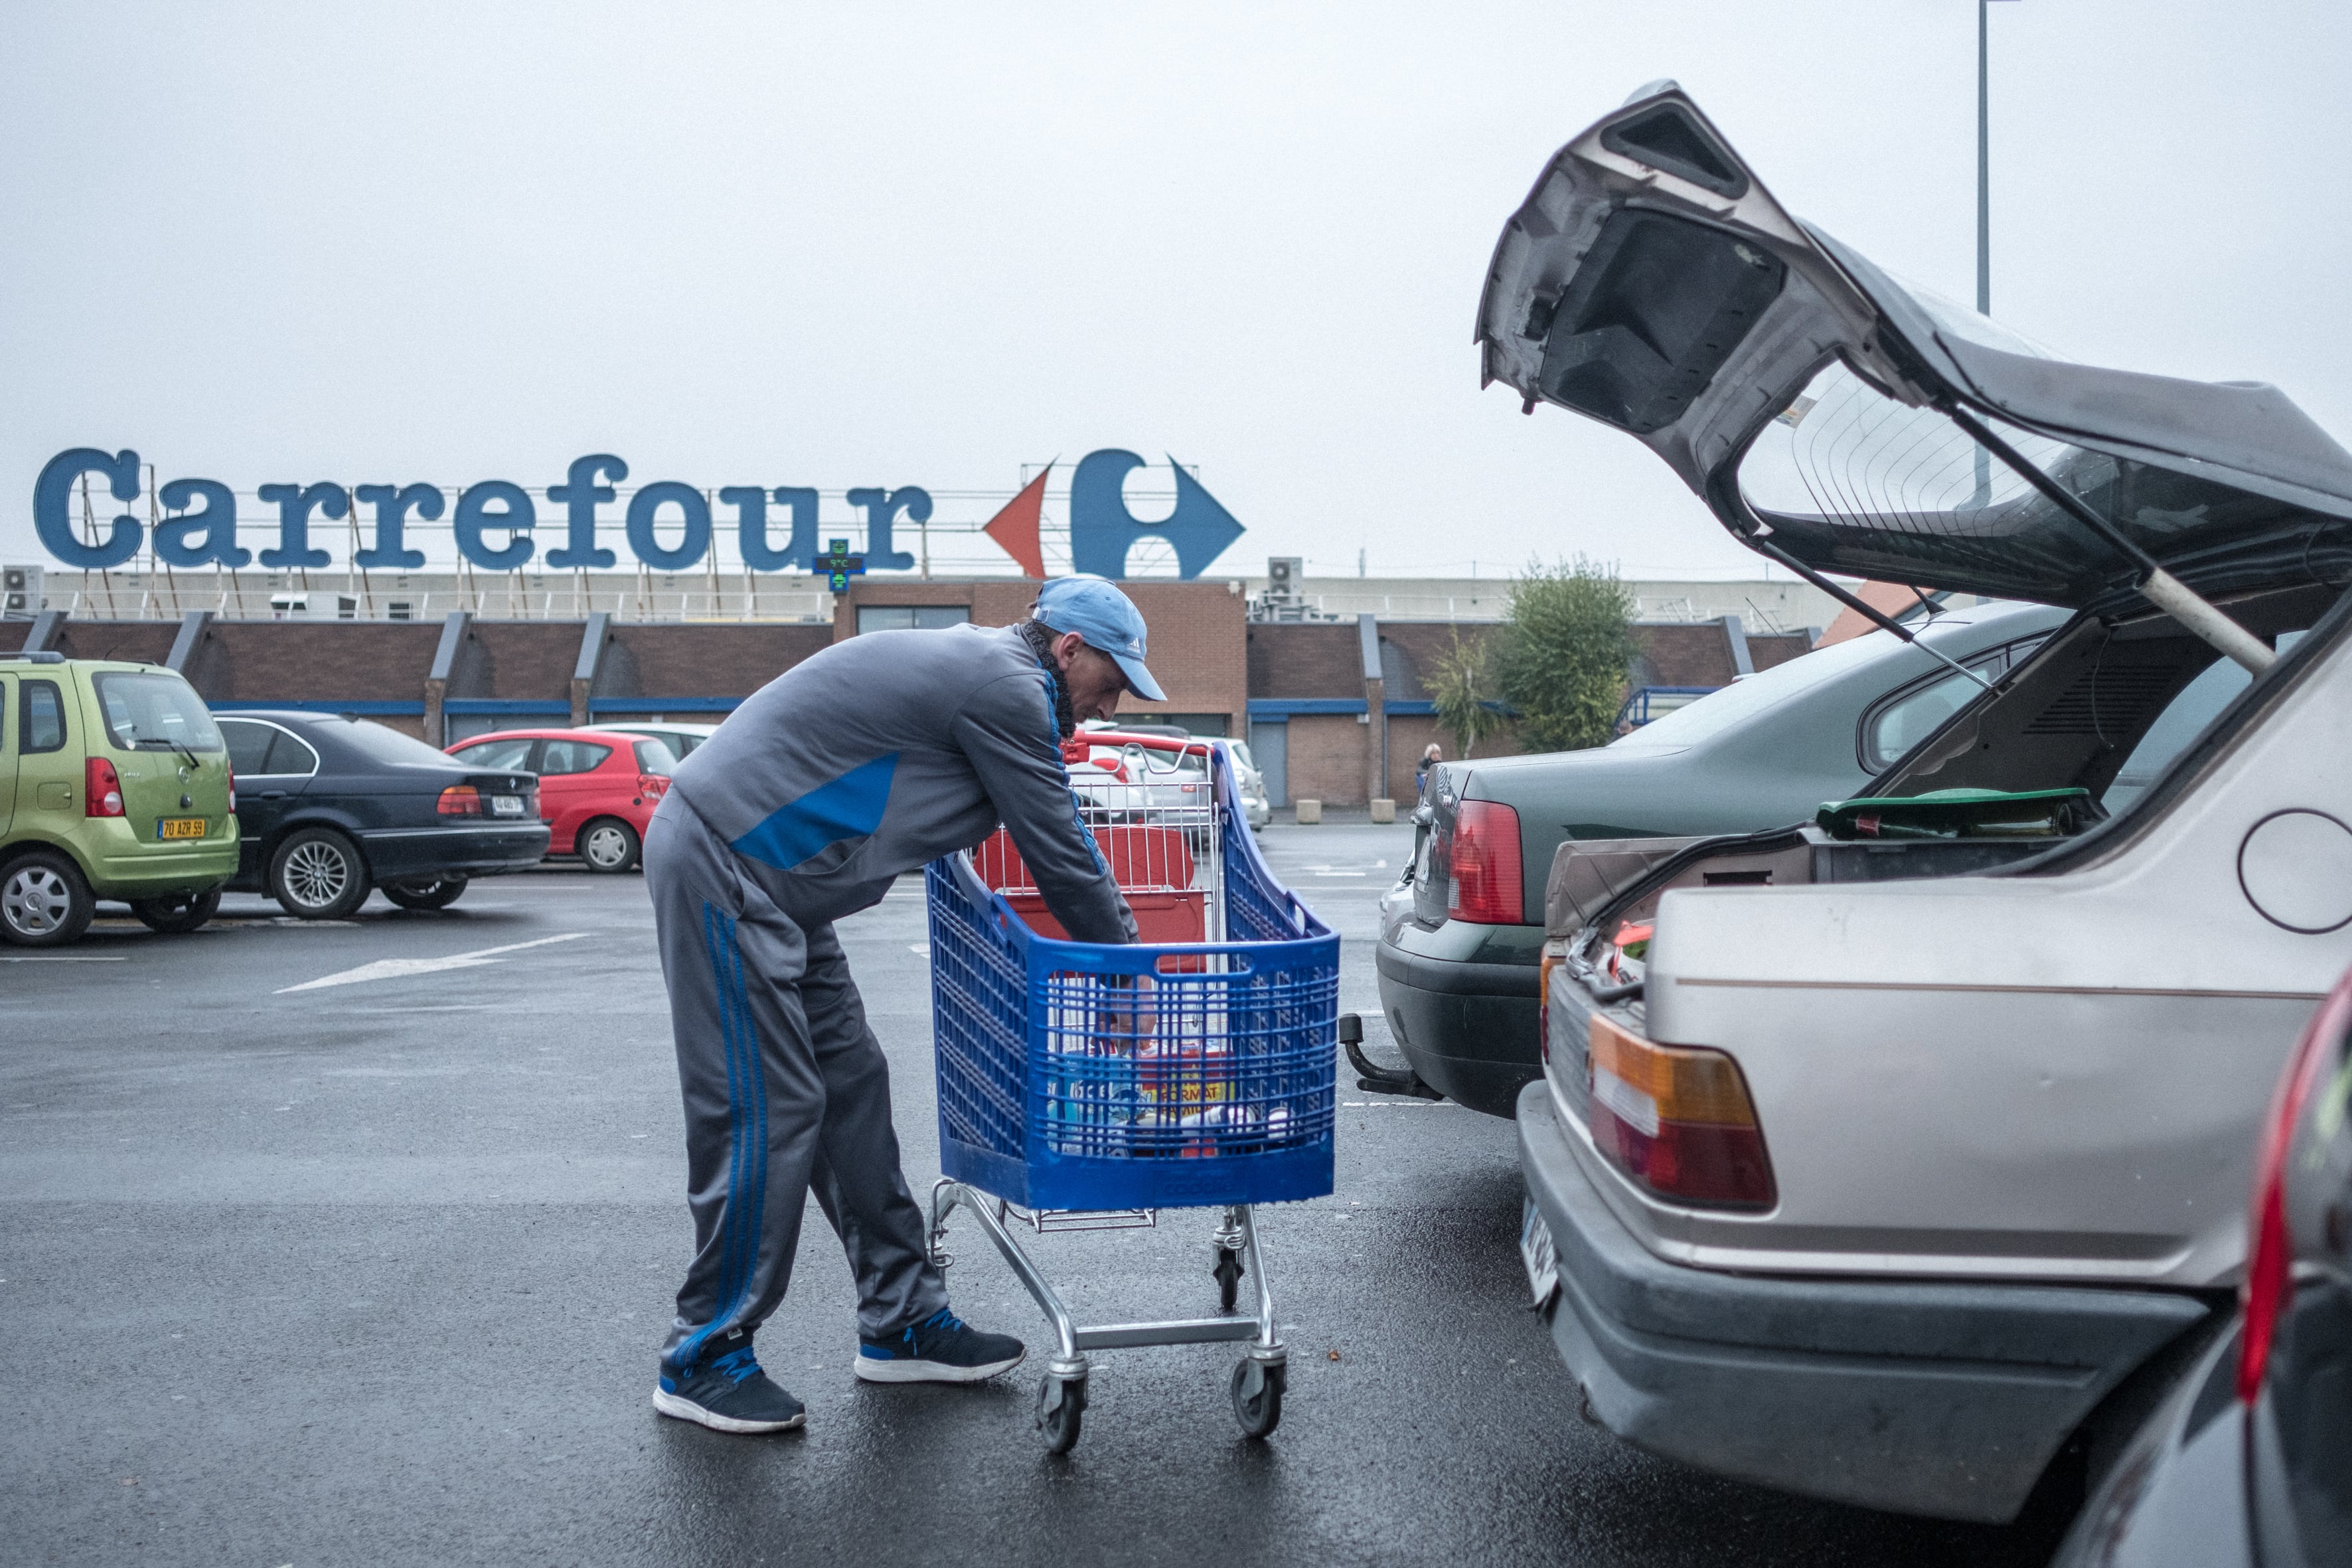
[645,793,947,1370]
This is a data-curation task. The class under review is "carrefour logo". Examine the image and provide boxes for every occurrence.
[33,447,1245,582]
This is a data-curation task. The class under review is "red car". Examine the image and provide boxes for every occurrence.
[443,728,671,874]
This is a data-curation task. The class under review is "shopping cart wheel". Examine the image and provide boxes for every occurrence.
[1212,1245,1245,1312]
[1229,1358,1285,1439]
[1037,1373,1087,1455]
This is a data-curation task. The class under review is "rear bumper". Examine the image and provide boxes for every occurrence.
[1376,925,1539,1117]
[86,838,241,900]
[1516,1080,2212,1523]
[356,823,552,880]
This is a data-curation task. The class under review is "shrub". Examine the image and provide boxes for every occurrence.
[1495,557,1634,752]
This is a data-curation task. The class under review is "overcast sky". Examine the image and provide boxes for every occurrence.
[4,1,2347,582]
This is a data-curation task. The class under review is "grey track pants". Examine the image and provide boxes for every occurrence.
[645,793,947,1370]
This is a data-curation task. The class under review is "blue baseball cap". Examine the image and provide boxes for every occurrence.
[1034,576,1166,702]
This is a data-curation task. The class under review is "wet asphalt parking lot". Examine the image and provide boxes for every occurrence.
[2,820,2073,1567]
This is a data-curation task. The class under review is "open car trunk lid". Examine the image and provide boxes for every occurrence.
[1476,83,2352,616]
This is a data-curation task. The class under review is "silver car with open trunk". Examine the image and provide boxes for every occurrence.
[1484,84,2352,1523]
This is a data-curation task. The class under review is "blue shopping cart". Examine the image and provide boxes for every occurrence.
[924,732,1337,1452]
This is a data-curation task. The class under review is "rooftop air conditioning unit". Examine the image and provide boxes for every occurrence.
[1267,556,1301,597]
[3,564,42,618]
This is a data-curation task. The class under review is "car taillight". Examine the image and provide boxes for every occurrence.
[2239,978,2351,1402]
[437,785,483,817]
[1447,800,1522,924]
[86,756,124,817]
[638,773,668,797]
[1586,1013,1776,1209]
[227,765,236,812]
[1538,949,1562,1065]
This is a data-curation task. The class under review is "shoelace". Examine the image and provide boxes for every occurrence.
[903,1308,965,1352]
[708,1346,762,1385]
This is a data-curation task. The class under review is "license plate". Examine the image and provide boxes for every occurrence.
[1520,1194,1561,1308]
[489,795,525,817]
[156,817,206,840]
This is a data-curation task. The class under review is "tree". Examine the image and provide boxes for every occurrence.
[1429,629,1506,759]
[1494,557,1634,753]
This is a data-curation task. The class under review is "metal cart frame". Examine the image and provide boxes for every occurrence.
[925,1185,1286,1452]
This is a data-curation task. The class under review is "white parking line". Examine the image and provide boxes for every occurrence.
[274,932,593,994]
[1,955,128,963]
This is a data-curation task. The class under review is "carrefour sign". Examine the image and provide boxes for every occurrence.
[33,447,1245,581]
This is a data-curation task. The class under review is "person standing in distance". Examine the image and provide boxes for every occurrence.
[643,576,1164,1433]
[1415,743,1443,799]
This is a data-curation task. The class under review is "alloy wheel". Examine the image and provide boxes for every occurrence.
[281,839,352,909]
[2,866,71,937]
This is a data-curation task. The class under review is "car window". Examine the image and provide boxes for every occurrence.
[674,733,706,755]
[633,739,674,775]
[2098,631,2307,815]
[21,679,66,753]
[539,740,613,775]
[453,738,538,771]
[1609,630,1898,749]
[1856,637,2045,773]
[218,718,278,775]
[92,671,223,752]
[321,717,470,768]
[264,730,321,776]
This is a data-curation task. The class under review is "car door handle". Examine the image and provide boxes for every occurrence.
[262,790,287,799]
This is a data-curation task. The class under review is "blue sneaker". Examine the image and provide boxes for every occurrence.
[653,1333,807,1433]
[855,1308,1026,1384]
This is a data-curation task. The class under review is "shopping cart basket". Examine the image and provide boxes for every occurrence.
[925,732,1337,1452]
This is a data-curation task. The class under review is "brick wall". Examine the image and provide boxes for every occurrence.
[199,623,437,702]
[1631,623,1736,686]
[35,621,177,666]
[465,622,582,700]
[609,623,832,700]
[1285,714,1371,805]
[1247,623,1359,698]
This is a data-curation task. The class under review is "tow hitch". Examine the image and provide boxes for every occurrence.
[1340,1012,1443,1101]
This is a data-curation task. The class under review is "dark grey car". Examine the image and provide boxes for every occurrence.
[2049,966,2352,1568]
[1375,598,2063,1115]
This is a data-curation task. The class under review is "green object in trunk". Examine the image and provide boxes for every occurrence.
[1815,787,2100,842]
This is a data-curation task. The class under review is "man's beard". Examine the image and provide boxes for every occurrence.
[1016,619,1077,740]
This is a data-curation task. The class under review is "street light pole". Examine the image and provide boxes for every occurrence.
[1968,0,2015,507]
[1977,0,1992,315]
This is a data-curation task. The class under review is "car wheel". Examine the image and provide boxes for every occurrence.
[269,828,371,919]
[577,818,640,875]
[382,876,467,911]
[0,850,96,947]
[131,888,222,935]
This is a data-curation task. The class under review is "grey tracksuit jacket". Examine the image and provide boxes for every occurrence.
[668,623,1136,943]
[647,623,1133,1366]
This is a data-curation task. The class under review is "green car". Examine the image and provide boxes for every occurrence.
[1,652,240,946]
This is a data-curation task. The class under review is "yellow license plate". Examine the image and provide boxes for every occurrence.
[157,817,207,840]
